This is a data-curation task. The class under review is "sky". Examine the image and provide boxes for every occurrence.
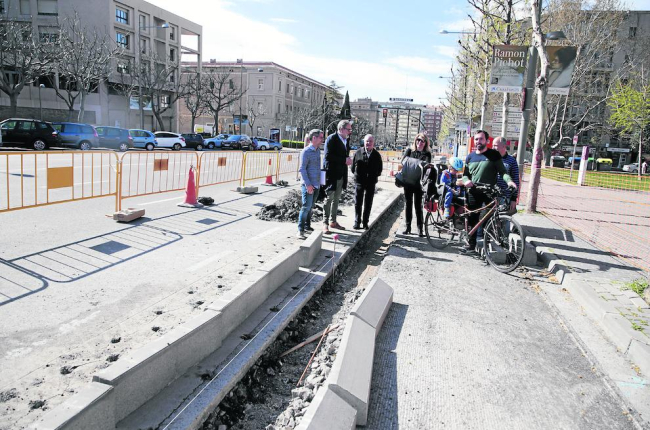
[148,0,650,106]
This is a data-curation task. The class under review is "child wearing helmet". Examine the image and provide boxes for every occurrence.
[441,157,464,218]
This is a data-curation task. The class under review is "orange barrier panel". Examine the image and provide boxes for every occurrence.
[197,151,244,188]
[0,151,119,213]
[118,151,199,210]
[242,151,279,186]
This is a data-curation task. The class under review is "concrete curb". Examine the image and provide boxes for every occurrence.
[33,227,324,429]
[531,240,650,376]
[300,277,394,428]
[294,385,356,430]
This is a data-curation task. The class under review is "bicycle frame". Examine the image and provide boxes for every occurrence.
[452,198,499,241]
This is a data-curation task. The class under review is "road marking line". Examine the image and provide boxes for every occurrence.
[248,226,281,242]
[187,252,227,272]
[137,196,184,206]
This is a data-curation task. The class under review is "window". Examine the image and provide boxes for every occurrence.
[117,61,130,74]
[278,79,282,92]
[257,102,264,114]
[116,31,129,49]
[139,37,147,54]
[37,0,57,16]
[107,128,121,137]
[20,0,30,15]
[39,27,59,43]
[290,84,294,95]
[161,95,169,108]
[139,15,146,30]
[286,84,289,94]
[277,102,281,113]
[229,79,234,90]
[169,48,175,62]
[170,26,175,41]
[65,124,81,134]
[0,1,5,14]
[629,26,637,38]
[258,78,264,91]
[18,121,36,131]
[116,7,129,25]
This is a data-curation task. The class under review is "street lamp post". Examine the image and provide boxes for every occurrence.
[38,84,44,120]
[138,22,169,129]
[237,59,243,134]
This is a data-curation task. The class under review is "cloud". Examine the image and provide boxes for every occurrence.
[433,45,458,59]
[384,56,451,75]
[270,18,298,23]
[439,17,475,32]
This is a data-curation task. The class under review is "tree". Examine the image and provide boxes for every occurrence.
[340,91,351,119]
[183,72,209,132]
[247,99,268,136]
[0,20,55,116]
[351,116,373,144]
[53,13,118,122]
[608,69,650,180]
[203,68,245,135]
[135,52,189,131]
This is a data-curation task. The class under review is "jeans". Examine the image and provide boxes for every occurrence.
[323,178,343,224]
[298,184,316,232]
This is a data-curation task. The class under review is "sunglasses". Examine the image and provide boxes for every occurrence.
[416,138,426,143]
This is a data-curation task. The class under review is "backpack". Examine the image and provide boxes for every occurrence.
[421,164,446,202]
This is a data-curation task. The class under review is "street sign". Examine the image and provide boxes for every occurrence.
[389,97,414,102]
[572,135,579,144]
[285,125,291,132]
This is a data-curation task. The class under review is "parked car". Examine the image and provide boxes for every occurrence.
[204,134,230,150]
[550,155,566,167]
[52,122,98,150]
[623,163,639,173]
[129,129,157,151]
[268,140,283,151]
[252,137,271,150]
[181,133,205,151]
[223,134,253,150]
[0,118,60,150]
[154,132,186,151]
[95,126,133,151]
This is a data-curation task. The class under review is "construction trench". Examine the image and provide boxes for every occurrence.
[198,197,403,430]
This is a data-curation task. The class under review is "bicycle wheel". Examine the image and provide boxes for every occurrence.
[424,210,456,250]
[483,215,526,273]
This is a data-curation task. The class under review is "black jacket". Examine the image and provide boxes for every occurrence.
[351,148,383,187]
[323,133,350,189]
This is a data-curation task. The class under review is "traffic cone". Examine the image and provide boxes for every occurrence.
[178,166,201,207]
[264,157,274,185]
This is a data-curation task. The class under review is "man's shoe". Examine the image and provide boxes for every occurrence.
[402,227,411,235]
[323,225,331,234]
[460,244,476,254]
[353,223,361,230]
[363,223,369,230]
[296,231,306,239]
[304,225,314,232]
[417,226,424,237]
[330,222,346,230]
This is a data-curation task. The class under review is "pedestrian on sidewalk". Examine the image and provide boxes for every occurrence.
[642,158,648,175]
[460,130,517,252]
[351,134,383,230]
[401,133,431,236]
[297,129,324,239]
[322,120,353,234]
[495,136,520,214]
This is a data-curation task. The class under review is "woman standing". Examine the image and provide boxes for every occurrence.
[401,133,431,236]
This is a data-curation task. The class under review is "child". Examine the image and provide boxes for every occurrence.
[440,157,464,219]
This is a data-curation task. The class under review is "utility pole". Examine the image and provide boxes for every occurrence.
[237,59,243,134]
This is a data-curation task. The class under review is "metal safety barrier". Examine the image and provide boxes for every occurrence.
[0,151,119,213]
[241,151,279,186]
[276,150,301,182]
[197,151,244,188]
[118,151,199,210]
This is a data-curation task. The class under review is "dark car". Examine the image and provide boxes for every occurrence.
[52,122,98,150]
[95,126,133,152]
[223,134,253,150]
[181,133,205,151]
[0,118,60,150]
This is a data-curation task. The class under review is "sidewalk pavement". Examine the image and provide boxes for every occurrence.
[367,214,647,429]
[516,213,650,378]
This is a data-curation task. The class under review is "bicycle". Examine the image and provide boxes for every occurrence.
[423,183,526,273]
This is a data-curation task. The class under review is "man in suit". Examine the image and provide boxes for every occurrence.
[322,120,352,234]
[351,134,383,229]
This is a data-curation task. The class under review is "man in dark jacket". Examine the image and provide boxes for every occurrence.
[322,120,352,233]
[351,134,383,229]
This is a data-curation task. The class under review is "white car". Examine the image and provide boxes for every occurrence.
[622,163,638,173]
[154,131,186,151]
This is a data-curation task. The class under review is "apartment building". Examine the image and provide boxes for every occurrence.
[421,105,443,144]
[0,0,202,131]
[180,61,330,139]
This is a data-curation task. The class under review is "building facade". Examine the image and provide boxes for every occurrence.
[180,61,331,140]
[421,105,443,144]
[0,0,202,131]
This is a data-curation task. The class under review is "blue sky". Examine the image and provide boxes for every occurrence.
[149,0,650,106]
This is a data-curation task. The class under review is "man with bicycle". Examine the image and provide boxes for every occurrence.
[460,130,517,253]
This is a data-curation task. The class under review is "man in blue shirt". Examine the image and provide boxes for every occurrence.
[494,136,520,213]
[297,129,324,239]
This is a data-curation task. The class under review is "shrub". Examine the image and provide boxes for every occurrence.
[280,140,304,149]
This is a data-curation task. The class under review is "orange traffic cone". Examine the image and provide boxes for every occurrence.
[264,157,274,185]
[178,166,200,207]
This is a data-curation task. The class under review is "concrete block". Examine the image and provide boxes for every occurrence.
[628,339,650,376]
[299,231,322,267]
[236,186,258,194]
[295,385,357,430]
[207,247,301,335]
[350,277,393,336]
[328,316,375,426]
[601,313,646,353]
[93,309,223,422]
[32,382,114,430]
[565,279,619,323]
[521,242,538,267]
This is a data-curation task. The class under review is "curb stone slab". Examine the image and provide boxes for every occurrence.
[294,385,357,430]
[350,277,393,336]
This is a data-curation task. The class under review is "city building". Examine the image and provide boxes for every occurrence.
[421,105,444,144]
[0,0,202,131]
[350,97,380,131]
[179,61,331,140]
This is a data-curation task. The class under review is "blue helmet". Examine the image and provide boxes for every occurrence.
[450,157,464,171]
